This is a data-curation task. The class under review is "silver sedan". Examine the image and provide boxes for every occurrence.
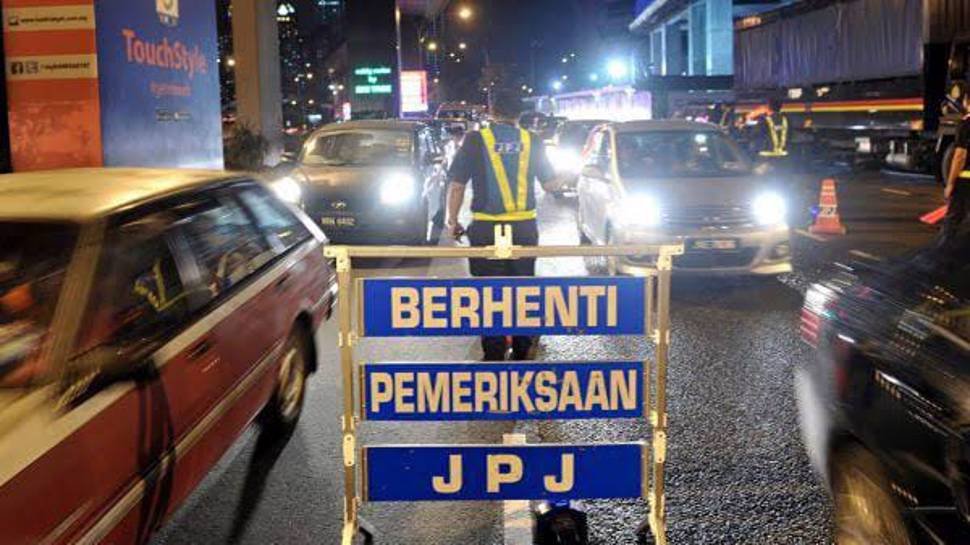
[576,120,792,276]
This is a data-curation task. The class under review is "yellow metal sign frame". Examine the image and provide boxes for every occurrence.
[324,225,683,545]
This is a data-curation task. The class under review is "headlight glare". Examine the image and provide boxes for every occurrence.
[271,176,302,204]
[380,173,416,205]
[616,194,662,227]
[752,191,787,226]
[547,146,583,174]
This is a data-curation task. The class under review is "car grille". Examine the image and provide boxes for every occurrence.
[675,248,758,269]
[663,206,755,227]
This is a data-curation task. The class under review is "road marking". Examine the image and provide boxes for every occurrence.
[795,229,828,242]
[850,249,883,261]
[881,188,912,196]
[503,433,532,545]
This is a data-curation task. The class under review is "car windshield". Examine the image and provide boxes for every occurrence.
[302,130,412,167]
[559,122,602,148]
[0,222,77,388]
[616,130,752,178]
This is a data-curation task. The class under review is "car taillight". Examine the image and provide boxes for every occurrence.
[801,285,836,347]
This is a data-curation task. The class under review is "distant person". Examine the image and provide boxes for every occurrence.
[941,93,970,248]
[757,98,789,159]
[445,89,559,361]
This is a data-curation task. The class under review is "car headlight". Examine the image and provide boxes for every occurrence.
[752,191,787,226]
[271,176,302,204]
[547,147,583,174]
[380,173,416,205]
[615,194,662,227]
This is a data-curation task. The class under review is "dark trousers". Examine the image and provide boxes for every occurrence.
[467,220,539,361]
[940,183,969,249]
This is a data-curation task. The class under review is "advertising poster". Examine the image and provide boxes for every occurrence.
[2,0,103,171]
[400,70,427,114]
[94,0,223,168]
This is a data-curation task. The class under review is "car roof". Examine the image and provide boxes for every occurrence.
[0,168,240,222]
[314,120,423,133]
[612,119,719,133]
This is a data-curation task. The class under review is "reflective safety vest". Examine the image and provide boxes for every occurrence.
[759,114,789,157]
[472,126,537,222]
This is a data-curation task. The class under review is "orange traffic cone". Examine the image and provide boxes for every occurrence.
[920,205,948,225]
[809,178,847,235]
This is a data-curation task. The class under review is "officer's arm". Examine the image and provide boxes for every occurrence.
[445,182,466,227]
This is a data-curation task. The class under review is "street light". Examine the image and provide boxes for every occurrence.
[459,42,467,50]
[551,80,563,92]
[226,57,236,67]
[427,41,438,51]
[589,73,599,82]
[607,58,629,81]
[458,6,473,20]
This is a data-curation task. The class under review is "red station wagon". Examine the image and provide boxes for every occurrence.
[0,169,336,544]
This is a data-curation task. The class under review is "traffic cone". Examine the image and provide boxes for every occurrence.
[920,205,948,225]
[809,178,847,235]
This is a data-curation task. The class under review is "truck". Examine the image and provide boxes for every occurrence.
[733,0,970,179]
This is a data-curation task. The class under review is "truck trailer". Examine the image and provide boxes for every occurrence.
[733,0,970,178]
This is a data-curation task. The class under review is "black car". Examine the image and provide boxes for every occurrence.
[797,244,970,544]
[272,120,448,245]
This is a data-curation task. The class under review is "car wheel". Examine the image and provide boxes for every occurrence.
[263,326,310,435]
[831,444,913,545]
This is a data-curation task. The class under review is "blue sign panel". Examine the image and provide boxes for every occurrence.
[366,443,643,501]
[363,361,644,421]
[95,0,223,168]
[361,277,645,337]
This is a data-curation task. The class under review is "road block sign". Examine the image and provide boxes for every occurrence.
[364,443,645,502]
[359,277,646,337]
[362,361,645,421]
[324,232,683,545]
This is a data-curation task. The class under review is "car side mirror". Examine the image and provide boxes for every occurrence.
[59,344,156,406]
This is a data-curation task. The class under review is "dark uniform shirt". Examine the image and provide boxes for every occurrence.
[448,123,555,214]
[956,115,970,151]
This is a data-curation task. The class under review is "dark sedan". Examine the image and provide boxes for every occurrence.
[272,120,448,245]
[797,242,970,544]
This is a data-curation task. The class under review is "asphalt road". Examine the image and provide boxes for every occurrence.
[151,167,944,545]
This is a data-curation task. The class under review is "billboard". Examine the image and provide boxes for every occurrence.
[1,0,222,171]
[2,0,103,171]
[94,0,223,168]
[400,70,427,113]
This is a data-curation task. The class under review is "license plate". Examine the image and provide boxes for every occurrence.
[321,216,356,227]
[691,239,738,250]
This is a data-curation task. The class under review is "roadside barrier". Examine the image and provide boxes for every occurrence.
[324,226,683,545]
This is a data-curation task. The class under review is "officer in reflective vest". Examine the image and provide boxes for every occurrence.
[445,89,558,361]
[942,94,970,249]
[758,98,789,158]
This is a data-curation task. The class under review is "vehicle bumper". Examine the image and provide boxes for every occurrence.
[612,224,793,276]
[311,207,428,245]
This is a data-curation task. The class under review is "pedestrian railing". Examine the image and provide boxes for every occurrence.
[324,225,683,545]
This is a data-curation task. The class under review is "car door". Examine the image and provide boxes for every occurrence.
[582,129,616,244]
[1,209,215,545]
[417,128,445,223]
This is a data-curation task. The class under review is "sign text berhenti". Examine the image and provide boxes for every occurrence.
[361,277,646,337]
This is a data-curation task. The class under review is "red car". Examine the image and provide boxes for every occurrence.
[0,169,336,544]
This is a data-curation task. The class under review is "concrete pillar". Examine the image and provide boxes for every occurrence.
[231,0,283,164]
[688,1,707,76]
[651,28,665,76]
[706,0,733,76]
[664,21,685,76]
